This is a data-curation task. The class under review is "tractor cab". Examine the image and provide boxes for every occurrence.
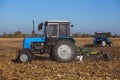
[39,20,73,37]
[95,33,106,39]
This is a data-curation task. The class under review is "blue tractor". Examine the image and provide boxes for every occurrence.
[17,20,76,63]
[93,32,112,47]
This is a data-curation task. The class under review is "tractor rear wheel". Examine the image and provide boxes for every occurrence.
[18,50,33,63]
[52,39,76,62]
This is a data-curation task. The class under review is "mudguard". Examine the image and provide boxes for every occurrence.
[57,36,76,43]
[23,37,46,49]
[106,38,111,43]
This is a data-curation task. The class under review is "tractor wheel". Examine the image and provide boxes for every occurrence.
[109,43,112,47]
[18,50,33,63]
[52,39,76,62]
[101,41,106,47]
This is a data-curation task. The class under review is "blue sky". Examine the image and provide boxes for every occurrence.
[0,0,120,35]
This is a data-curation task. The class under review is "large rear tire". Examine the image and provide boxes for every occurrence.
[52,39,76,62]
[18,50,33,63]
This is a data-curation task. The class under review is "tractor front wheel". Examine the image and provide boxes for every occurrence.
[52,39,76,62]
[109,43,112,47]
[101,41,106,47]
[18,50,33,63]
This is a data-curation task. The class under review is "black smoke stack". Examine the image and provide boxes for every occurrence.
[32,20,36,37]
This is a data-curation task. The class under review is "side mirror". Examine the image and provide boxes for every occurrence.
[71,24,73,27]
[38,23,43,31]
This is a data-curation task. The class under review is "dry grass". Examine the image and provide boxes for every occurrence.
[0,38,120,80]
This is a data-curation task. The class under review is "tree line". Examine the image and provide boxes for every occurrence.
[0,31,119,38]
[0,31,43,38]
[73,32,120,38]
[0,31,27,38]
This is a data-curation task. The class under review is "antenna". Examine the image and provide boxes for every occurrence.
[32,20,36,37]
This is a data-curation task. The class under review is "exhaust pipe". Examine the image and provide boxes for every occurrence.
[32,20,36,37]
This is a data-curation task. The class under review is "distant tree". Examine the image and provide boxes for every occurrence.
[23,34,31,37]
[81,33,86,38]
[14,31,23,38]
[8,33,14,38]
[73,32,93,38]
[104,32,112,37]
[73,33,80,37]
[73,32,82,38]
[0,35,2,38]
[113,34,119,38]
[3,32,9,38]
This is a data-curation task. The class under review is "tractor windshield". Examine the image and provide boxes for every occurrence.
[59,24,70,36]
[47,24,58,37]
[95,34,106,39]
[95,34,101,39]
[47,22,70,37]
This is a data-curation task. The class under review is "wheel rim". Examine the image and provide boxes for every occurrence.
[102,41,106,46]
[20,53,28,62]
[57,44,72,59]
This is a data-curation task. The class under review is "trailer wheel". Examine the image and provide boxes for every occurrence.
[52,39,76,62]
[101,41,106,47]
[18,50,33,63]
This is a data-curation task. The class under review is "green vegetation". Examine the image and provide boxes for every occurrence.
[0,31,23,38]
[0,31,120,38]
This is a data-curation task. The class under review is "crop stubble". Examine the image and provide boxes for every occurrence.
[0,38,120,80]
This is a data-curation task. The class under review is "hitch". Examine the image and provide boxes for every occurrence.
[76,46,111,61]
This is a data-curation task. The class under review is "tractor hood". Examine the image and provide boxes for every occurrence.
[23,37,46,49]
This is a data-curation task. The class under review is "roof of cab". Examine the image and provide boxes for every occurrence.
[46,20,69,23]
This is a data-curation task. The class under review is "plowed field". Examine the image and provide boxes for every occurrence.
[0,38,120,80]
